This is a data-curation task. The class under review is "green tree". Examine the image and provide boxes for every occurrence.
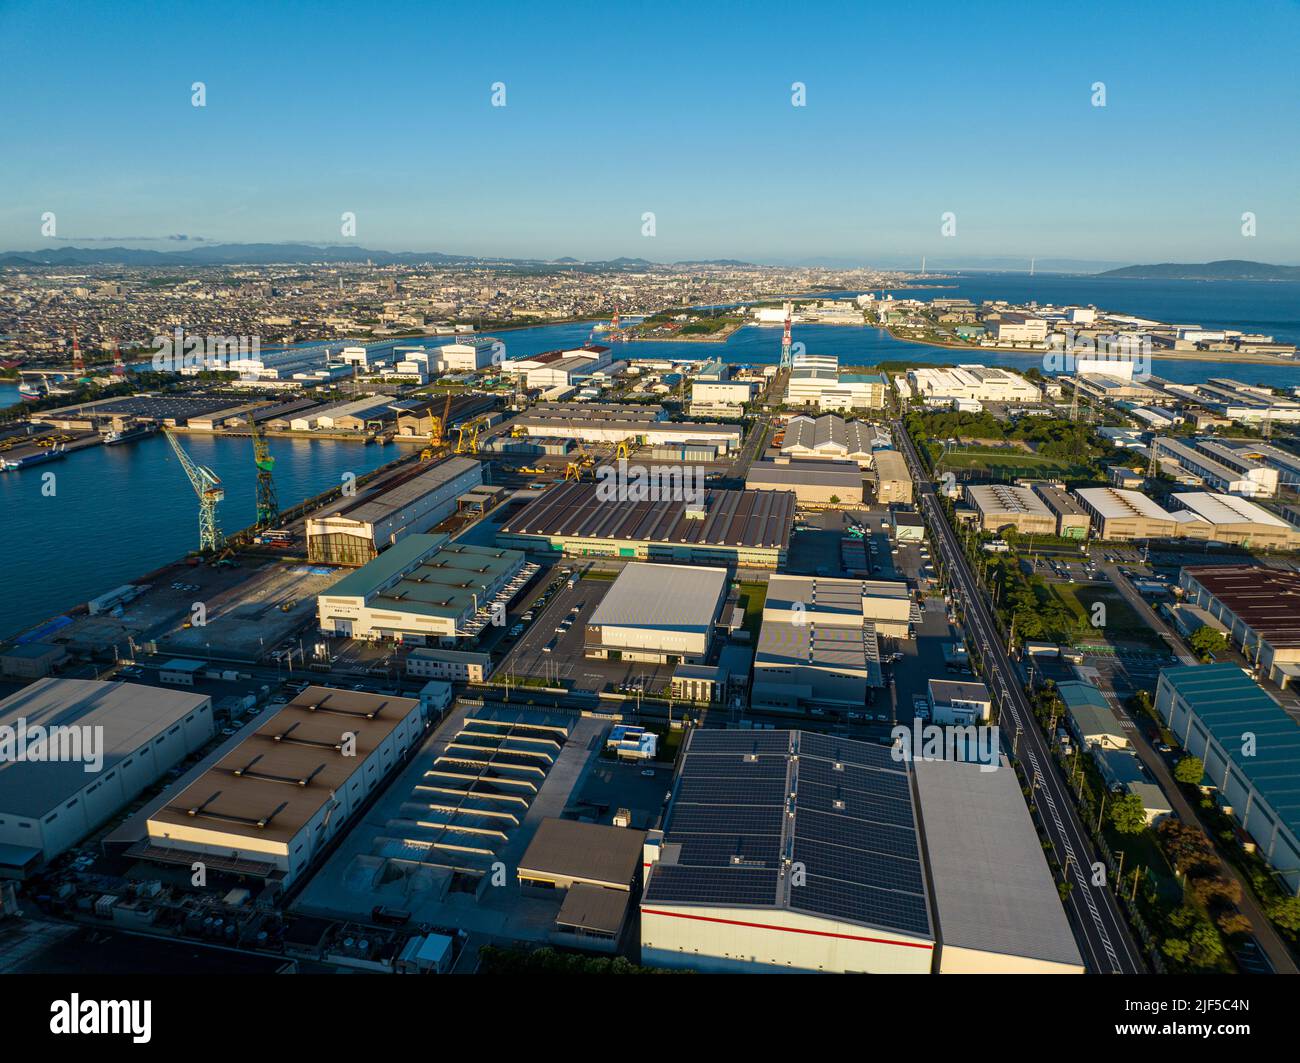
[1108,792,1149,835]
[1267,896,1300,932]
[1174,755,1205,786]
[1188,627,1228,662]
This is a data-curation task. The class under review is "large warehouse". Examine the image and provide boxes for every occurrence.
[745,458,864,508]
[780,413,876,466]
[964,484,1057,535]
[1166,492,1300,549]
[640,730,1082,973]
[1179,566,1300,684]
[751,574,909,713]
[1073,487,1177,541]
[497,480,795,569]
[306,456,483,565]
[585,562,729,664]
[511,402,743,454]
[1154,664,1300,893]
[0,679,214,874]
[868,449,913,504]
[316,533,529,645]
[141,687,423,890]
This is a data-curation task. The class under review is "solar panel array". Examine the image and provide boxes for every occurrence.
[645,729,932,939]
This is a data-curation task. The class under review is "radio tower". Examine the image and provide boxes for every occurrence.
[112,338,126,376]
[779,301,794,369]
[71,330,85,375]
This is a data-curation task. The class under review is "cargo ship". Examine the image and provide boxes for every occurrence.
[1,443,67,471]
[102,423,157,446]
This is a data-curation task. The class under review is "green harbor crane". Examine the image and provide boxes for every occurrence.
[248,413,278,527]
[164,428,225,551]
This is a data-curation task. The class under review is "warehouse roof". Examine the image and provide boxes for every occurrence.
[0,679,211,819]
[646,730,932,941]
[588,563,728,633]
[745,459,863,489]
[966,484,1053,518]
[914,757,1083,971]
[1160,663,1300,837]
[499,480,795,550]
[1075,487,1176,522]
[1170,492,1291,530]
[556,883,632,935]
[1182,566,1300,647]
[870,449,910,479]
[518,818,646,888]
[324,533,524,620]
[781,414,875,458]
[312,456,480,527]
[149,687,420,846]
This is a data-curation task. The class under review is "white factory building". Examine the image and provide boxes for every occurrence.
[142,688,424,891]
[436,337,500,372]
[1153,437,1278,498]
[584,563,729,664]
[0,679,215,875]
[640,730,1083,974]
[316,533,530,644]
[903,366,1040,405]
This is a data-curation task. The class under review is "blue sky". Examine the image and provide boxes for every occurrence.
[2,0,1297,265]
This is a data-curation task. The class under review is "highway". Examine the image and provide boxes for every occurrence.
[892,421,1146,975]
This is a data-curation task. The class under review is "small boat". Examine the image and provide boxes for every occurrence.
[1,443,66,471]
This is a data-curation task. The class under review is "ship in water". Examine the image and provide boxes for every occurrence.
[1,443,67,471]
[102,422,158,446]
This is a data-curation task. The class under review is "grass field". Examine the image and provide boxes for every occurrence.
[1049,583,1161,646]
[736,580,768,639]
[936,446,1092,480]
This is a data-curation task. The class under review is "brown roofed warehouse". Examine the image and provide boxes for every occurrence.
[1179,566,1300,686]
[142,687,424,889]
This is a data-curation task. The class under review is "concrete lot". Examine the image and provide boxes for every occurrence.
[161,562,345,662]
[293,699,612,940]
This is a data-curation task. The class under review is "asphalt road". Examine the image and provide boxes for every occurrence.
[893,421,1146,975]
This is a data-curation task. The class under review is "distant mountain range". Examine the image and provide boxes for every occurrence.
[1098,260,1300,281]
[0,244,759,270]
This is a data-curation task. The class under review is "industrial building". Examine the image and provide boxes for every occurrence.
[0,642,68,679]
[1032,484,1091,540]
[689,379,756,416]
[913,757,1084,973]
[927,679,992,725]
[288,395,393,432]
[406,647,492,682]
[518,818,646,952]
[868,449,913,504]
[744,458,864,508]
[1057,681,1128,751]
[964,484,1056,536]
[585,563,729,664]
[779,413,876,466]
[316,533,529,645]
[904,366,1040,405]
[0,679,214,874]
[784,354,887,410]
[436,337,500,372]
[510,401,743,454]
[640,730,1082,973]
[497,480,795,569]
[140,687,424,891]
[1153,437,1278,498]
[1073,487,1177,541]
[1154,665,1300,893]
[1166,492,1300,549]
[306,456,483,566]
[395,395,496,438]
[1179,567,1300,685]
[751,575,909,713]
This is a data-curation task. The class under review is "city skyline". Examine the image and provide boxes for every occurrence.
[2,0,1298,263]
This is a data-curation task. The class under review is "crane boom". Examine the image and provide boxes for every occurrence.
[163,428,225,551]
[248,413,278,527]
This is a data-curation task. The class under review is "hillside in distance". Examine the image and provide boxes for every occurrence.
[1098,259,1300,281]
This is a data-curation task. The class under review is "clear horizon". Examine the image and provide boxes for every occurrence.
[2,0,1297,264]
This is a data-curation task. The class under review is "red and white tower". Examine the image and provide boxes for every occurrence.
[71,330,85,374]
[779,301,793,369]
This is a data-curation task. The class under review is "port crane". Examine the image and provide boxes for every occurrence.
[248,413,278,527]
[164,428,225,551]
[454,415,491,455]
